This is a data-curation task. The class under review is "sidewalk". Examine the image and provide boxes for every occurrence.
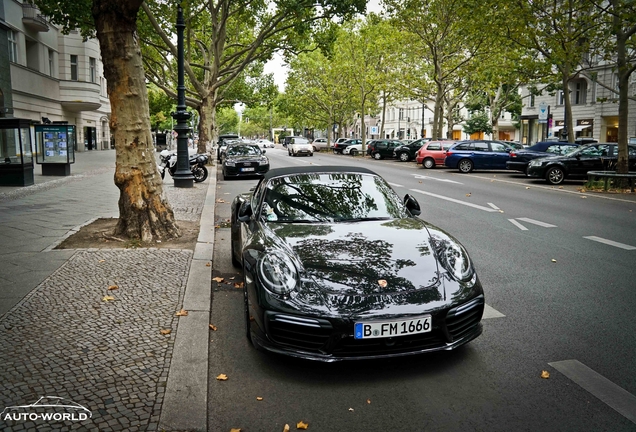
[0,150,213,431]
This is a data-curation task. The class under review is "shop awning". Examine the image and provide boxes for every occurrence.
[552,126,564,132]
[383,129,394,136]
[574,125,591,132]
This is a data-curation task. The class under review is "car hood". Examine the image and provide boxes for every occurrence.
[261,218,477,317]
[226,155,265,162]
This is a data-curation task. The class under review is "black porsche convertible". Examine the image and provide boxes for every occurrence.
[230,166,484,361]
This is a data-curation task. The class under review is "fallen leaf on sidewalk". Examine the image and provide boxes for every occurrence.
[209,324,218,331]
[160,329,171,335]
[256,397,263,401]
[367,399,371,404]
[206,262,211,267]
[348,408,354,412]
[175,309,188,317]
[102,295,115,302]
[283,425,290,432]
[230,429,241,432]
[216,199,226,203]
[98,260,106,263]
[297,421,309,430]
[466,193,471,197]
[107,285,119,290]
[213,277,225,283]
[551,259,557,263]
[234,282,244,289]
[216,374,228,381]
[541,370,550,379]
[230,277,235,280]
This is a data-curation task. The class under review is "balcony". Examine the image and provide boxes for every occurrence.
[22,3,49,32]
[59,81,102,112]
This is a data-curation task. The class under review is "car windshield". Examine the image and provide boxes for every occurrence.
[227,145,261,156]
[260,173,409,223]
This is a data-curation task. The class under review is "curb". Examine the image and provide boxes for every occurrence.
[159,171,216,431]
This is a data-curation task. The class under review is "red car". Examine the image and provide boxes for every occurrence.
[415,140,456,168]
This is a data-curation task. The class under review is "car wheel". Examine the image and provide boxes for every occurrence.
[160,169,165,180]
[310,152,314,157]
[333,149,339,154]
[399,152,410,162]
[373,152,382,160]
[288,151,291,156]
[423,158,435,169]
[230,230,241,268]
[458,159,474,173]
[351,149,359,157]
[313,146,318,152]
[546,166,565,185]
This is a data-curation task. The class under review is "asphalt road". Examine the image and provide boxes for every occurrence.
[208,147,636,432]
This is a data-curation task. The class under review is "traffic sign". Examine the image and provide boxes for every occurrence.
[538,102,548,123]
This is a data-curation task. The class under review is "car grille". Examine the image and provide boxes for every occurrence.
[445,295,484,342]
[236,162,254,168]
[266,313,332,352]
[331,331,447,358]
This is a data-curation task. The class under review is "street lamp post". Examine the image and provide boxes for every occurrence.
[171,4,193,188]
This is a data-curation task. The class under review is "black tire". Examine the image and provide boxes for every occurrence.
[333,149,339,154]
[351,149,359,157]
[160,169,165,180]
[310,152,314,156]
[192,165,208,183]
[373,152,382,160]
[244,284,253,343]
[546,166,565,185]
[231,239,241,268]
[458,158,474,173]
[313,146,318,152]
[399,152,410,162]
[423,158,435,169]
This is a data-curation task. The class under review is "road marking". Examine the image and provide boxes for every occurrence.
[483,304,505,319]
[549,359,636,424]
[413,174,463,184]
[516,217,557,228]
[409,189,499,212]
[487,203,500,210]
[508,219,528,231]
[584,236,636,250]
[389,182,404,188]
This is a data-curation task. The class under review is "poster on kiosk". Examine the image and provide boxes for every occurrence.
[35,124,76,176]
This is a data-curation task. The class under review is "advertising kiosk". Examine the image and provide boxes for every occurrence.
[35,123,76,176]
[0,118,34,186]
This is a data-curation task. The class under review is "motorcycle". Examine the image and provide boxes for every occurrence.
[157,150,209,183]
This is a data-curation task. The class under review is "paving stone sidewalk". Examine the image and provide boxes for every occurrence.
[0,151,212,431]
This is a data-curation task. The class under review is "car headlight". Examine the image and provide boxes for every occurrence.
[225,160,235,166]
[259,158,269,166]
[258,251,298,295]
[433,239,475,282]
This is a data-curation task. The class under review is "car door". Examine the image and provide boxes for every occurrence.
[489,141,511,169]
[471,141,491,168]
[570,145,605,176]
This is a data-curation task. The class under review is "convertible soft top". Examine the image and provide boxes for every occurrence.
[262,165,378,181]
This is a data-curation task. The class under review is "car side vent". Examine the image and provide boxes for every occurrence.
[445,295,484,342]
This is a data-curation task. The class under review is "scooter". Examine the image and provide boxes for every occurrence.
[158,150,209,183]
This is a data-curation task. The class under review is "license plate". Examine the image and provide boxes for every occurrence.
[354,316,431,339]
[241,167,255,172]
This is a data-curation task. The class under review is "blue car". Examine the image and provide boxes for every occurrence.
[444,140,514,173]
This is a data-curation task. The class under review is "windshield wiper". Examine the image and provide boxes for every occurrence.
[334,217,391,222]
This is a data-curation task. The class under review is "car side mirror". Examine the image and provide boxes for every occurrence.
[238,201,253,222]
[404,194,421,216]
[262,150,266,154]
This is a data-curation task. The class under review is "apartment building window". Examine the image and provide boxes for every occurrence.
[48,50,54,76]
[70,55,78,81]
[8,31,18,62]
[572,80,587,105]
[89,57,96,83]
[557,90,565,105]
[529,94,535,107]
[399,108,404,120]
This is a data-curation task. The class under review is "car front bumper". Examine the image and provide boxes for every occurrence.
[526,165,547,178]
[506,161,529,172]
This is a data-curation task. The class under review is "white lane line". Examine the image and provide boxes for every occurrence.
[516,217,557,228]
[487,203,500,210]
[409,189,499,212]
[483,304,505,319]
[584,236,636,250]
[389,182,404,188]
[508,219,528,231]
[549,359,636,424]
[413,174,463,184]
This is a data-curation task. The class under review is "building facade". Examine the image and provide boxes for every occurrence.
[520,62,636,146]
[2,0,111,151]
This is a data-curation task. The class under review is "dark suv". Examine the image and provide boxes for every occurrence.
[368,139,403,160]
[393,138,431,162]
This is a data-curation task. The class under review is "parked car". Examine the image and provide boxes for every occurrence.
[526,143,636,185]
[282,136,308,148]
[288,137,314,156]
[217,133,240,162]
[506,141,579,174]
[333,138,361,154]
[222,143,270,180]
[311,138,329,152]
[256,139,275,148]
[416,140,457,168]
[393,138,432,162]
[368,139,403,160]
[331,138,349,152]
[444,140,514,173]
[230,165,485,361]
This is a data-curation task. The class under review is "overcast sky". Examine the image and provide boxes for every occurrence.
[263,0,383,91]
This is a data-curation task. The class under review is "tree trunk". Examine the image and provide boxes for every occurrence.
[613,1,630,174]
[199,94,216,154]
[93,0,180,242]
